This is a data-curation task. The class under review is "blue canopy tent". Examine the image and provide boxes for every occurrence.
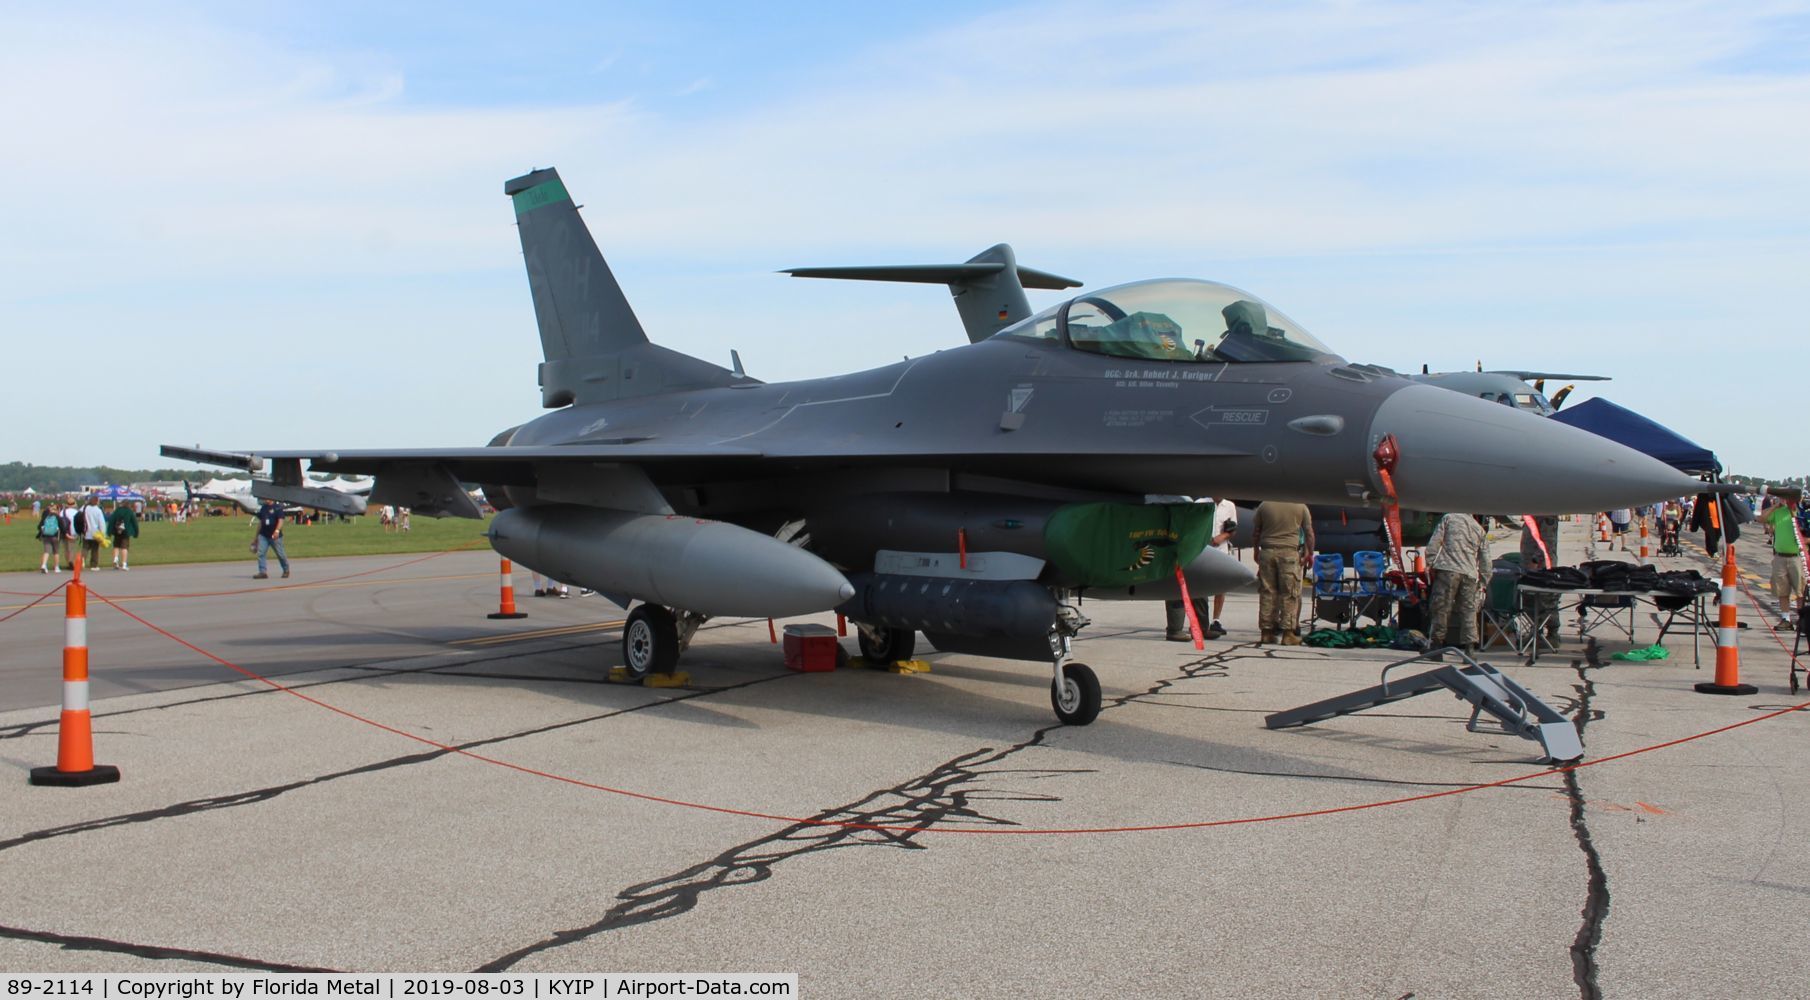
[1549,397,1720,475]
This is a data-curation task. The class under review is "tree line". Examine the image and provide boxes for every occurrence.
[0,462,204,493]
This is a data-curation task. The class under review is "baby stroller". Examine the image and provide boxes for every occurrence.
[1658,517,1683,557]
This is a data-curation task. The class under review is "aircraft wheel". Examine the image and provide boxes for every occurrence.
[622,604,679,680]
[1051,662,1101,726]
[857,625,916,664]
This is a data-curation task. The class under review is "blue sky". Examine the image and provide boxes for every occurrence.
[2,1,1806,478]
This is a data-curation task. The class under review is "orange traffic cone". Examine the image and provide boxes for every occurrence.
[31,557,121,786]
[1696,533,1756,695]
[487,558,528,620]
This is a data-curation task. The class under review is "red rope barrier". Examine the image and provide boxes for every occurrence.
[77,584,1810,837]
[0,582,68,626]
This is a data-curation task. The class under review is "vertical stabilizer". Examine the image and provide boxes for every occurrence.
[951,244,1035,344]
[506,168,738,407]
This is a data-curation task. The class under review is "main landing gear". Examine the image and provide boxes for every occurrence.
[856,623,916,664]
[620,603,708,681]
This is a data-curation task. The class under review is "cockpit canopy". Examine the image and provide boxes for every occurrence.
[1481,390,1555,415]
[992,278,1339,364]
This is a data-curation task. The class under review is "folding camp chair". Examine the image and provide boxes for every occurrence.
[1479,567,1533,652]
[1351,550,1395,626]
[1576,592,1636,642]
[1791,605,1808,695]
[1310,553,1355,629]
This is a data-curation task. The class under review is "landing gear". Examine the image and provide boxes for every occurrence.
[1050,662,1101,725]
[856,624,916,664]
[1046,595,1099,725]
[622,604,679,680]
[619,604,708,681]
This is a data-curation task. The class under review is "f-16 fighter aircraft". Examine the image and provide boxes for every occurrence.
[1409,367,1610,414]
[185,476,373,516]
[165,168,1712,725]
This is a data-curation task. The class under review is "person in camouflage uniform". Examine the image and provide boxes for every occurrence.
[1254,500,1315,644]
[1426,512,1490,653]
[1519,514,1561,647]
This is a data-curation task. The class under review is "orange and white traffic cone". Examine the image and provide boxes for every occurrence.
[1639,517,1649,560]
[1696,541,1757,695]
[487,558,528,620]
[31,557,121,786]
[1598,514,1610,541]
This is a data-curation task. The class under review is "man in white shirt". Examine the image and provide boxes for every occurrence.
[81,496,108,570]
[1205,498,1239,636]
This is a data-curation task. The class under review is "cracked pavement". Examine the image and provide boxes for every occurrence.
[1,522,1804,997]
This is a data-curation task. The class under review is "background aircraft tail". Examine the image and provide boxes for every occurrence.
[784,244,1080,343]
[506,168,740,407]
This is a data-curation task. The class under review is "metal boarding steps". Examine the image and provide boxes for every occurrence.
[1264,648,1584,763]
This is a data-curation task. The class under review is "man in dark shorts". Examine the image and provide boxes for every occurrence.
[106,501,139,570]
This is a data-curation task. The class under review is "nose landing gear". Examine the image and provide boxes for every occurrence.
[1047,599,1100,725]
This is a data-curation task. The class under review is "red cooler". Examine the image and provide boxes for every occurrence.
[782,624,841,672]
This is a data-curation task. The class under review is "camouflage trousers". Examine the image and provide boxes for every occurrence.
[1427,570,1480,646]
[1258,547,1302,633]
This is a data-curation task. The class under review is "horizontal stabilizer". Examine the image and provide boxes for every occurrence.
[784,243,1080,344]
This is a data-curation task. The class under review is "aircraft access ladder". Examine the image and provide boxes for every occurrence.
[1265,648,1583,763]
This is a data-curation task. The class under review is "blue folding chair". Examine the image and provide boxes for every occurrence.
[1351,550,1394,625]
[1310,553,1354,628]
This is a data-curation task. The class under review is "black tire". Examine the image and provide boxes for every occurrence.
[857,626,916,664]
[621,604,679,680]
[1051,662,1101,726]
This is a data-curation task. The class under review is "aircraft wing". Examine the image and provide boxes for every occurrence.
[163,442,770,519]
[164,440,1245,520]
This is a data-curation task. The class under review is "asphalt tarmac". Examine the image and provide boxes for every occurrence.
[1,517,1804,997]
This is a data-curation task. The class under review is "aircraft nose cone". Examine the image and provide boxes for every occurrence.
[1370,384,1702,514]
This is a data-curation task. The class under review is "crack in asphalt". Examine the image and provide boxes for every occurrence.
[0,639,615,741]
[473,642,1258,970]
[1564,658,1609,1000]
[0,673,792,856]
[472,735,1088,972]
[0,922,334,971]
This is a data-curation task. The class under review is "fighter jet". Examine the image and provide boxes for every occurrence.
[1408,366,1608,414]
[184,475,372,516]
[163,167,1713,726]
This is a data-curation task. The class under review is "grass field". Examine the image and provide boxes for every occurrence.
[2,510,494,573]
